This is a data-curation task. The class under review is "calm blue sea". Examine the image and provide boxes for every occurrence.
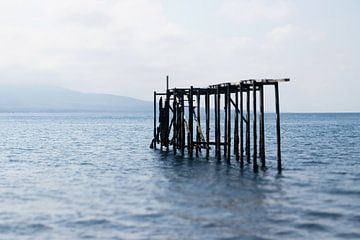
[0,112,359,240]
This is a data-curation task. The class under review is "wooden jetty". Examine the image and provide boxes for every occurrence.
[150,77,289,173]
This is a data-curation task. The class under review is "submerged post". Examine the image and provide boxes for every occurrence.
[173,91,177,155]
[205,92,210,159]
[234,86,239,161]
[224,86,228,157]
[165,90,170,152]
[253,81,258,172]
[275,82,282,173]
[240,85,244,168]
[246,88,250,163]
[260,84,265,168]
[159,97,163,151]
[188,86,194,157]
[214,90,218,159]
[226,84,231,162]
[196,90,201,157]
[180,94,185,156]
[153,91,157,149]
[216,86,221,160]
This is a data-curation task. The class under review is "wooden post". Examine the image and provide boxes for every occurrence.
[173,92,177,155]
[240,85,244,168]
[246,87,250,163]
[275,82,282,173]
[165,90,170,152]
[159,97,163,152]
[180,94,185,156]
[205,92,210,159]
[214,89,218,159]
[259,84,265,168]
[153,91,157,149]
[166,75,169,90]
[196,90,201,157]
[224,86,228,157]
[165,76,170,151]
[216,86,221,160]
[188,86,194,157]
[226,84,231,162]
[253,82,258,172]
[234,86,239,161]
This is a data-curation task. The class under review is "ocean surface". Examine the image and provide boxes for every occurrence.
[0,112,359,240]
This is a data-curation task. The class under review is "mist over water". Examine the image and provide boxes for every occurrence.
[0,112,359,239]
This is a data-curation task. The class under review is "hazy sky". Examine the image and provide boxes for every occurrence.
[0,0,359,112]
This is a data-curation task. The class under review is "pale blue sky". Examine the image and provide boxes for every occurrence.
[0,0,359,112]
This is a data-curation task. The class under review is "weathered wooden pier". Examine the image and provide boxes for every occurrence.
[150,77,289,173]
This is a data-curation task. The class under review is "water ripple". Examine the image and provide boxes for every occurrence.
[0,112,359,239]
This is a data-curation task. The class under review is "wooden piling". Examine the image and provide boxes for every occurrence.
[253,82,258,172]
[259,85,265,168]
[224,87,228,157]
[188,86,194,157]
[205,92,210,159]
[159,97,163,151]
[173,92,177,155]
[216,86,221,160]
[246,88,250,163]
[275,82,282,173]
[196,90,201,157]
[153,91,157,149]
[240,85,244,168]
[226,84,231,162]
[234,86,239,161]
[214,90,218,159]
[165,90,170,152]
[180,94,185,156]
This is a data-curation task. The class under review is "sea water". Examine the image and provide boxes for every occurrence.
[0,112,359,239]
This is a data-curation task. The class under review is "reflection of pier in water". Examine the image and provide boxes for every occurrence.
[151,77,289,173]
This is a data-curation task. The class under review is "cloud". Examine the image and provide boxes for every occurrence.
[219,0,294,23]
[0,0,358,111]
[0,0,192,94]
[0,0,263,95]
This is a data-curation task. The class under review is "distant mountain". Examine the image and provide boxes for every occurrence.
[0,85,152,112]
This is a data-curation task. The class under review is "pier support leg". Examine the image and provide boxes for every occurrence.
[275,83,282,173]
[246,88,250,163]
[240,85,244,168]
[159,97,163,152]
[173,93,177,155]
[180,95,185,156]
[153,91,157,149]
[165,90,170,152]
[216,86,221,160]
[260,85,265,168]
[188,87,194,157]
[234,87,239,161]
[215,91,218,159]
[224,86,227,158]
[205,92,210,159]
[226,84,231,162]
[196,91,201,157]
[253,82,258,172]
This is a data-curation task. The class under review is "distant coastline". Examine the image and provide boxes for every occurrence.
[0,85,152,113]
